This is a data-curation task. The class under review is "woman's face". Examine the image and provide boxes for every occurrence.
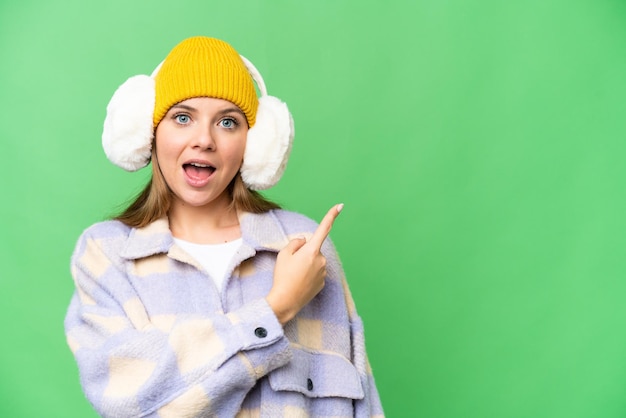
[155,97,248,210]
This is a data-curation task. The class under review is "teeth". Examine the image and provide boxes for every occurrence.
[190,162,211,168]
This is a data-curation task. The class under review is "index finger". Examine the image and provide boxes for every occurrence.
[308,203,344,250]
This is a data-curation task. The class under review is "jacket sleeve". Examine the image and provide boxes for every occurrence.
[324,237,385,417]
[345,289,385,418]
[346,289,384,418]
[64,229,292,418]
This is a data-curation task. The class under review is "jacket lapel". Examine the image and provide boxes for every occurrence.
[118,211,290,266]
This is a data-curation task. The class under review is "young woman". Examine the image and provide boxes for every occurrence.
[65,36,383,418]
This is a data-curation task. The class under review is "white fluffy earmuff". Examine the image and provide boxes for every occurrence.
[101,56,293,190]
[239,55,294,190]
[102,64,161,172]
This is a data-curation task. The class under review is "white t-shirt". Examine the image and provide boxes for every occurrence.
[173,238,243,293]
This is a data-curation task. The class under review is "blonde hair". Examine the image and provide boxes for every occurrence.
[114,148,280,228]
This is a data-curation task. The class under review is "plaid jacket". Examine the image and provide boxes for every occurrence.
[65,209,384,417]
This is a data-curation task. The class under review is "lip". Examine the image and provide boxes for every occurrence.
[182,158,216,188]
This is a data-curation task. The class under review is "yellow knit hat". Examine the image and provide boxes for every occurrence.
[152,37,258,127]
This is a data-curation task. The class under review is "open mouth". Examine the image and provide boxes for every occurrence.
[183,162,216,181]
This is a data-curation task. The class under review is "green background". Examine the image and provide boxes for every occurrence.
[2,0,626,417]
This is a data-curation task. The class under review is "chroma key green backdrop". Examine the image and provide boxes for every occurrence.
[2,0,626,417]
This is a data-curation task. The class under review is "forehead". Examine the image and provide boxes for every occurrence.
[169,97,244,113]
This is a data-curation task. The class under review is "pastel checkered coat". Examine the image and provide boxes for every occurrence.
[65,209,384,417]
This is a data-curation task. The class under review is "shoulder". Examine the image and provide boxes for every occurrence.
[269,209,341,258]
[74,218,172,261]
[270,209,320,235]
[71,220,134,260]
[78,219,133,241]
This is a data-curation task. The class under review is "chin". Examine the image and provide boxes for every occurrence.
[175,190,230,208]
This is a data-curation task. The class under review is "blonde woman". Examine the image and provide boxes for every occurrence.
[65,36,383,417]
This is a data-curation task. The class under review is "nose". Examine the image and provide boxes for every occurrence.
[193,123,216,151]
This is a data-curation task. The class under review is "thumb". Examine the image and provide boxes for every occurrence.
[282,237,307,254]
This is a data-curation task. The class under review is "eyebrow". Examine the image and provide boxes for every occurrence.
[170,103,196,112]
[169,103,246,120]
[216,107,247,120]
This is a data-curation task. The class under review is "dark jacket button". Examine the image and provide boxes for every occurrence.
[254,327,268,338]
[307,378,314,391]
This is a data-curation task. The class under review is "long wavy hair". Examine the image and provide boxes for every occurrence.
[114,146,280,228]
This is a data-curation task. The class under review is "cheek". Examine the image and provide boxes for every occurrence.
[154,129,179,166]
[235,133,248,159]
[232,141,247,165]
[219,132,246,164]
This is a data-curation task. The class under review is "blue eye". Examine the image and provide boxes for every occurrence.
[219,118,237,129]
[175,114,190,124]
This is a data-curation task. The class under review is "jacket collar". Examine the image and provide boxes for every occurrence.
[119,210,290,260]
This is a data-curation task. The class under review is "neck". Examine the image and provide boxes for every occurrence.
[168,195,241,244]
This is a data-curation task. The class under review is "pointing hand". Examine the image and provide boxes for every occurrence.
[266,204,344,324]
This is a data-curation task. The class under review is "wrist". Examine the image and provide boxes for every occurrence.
[265,293,295,325]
